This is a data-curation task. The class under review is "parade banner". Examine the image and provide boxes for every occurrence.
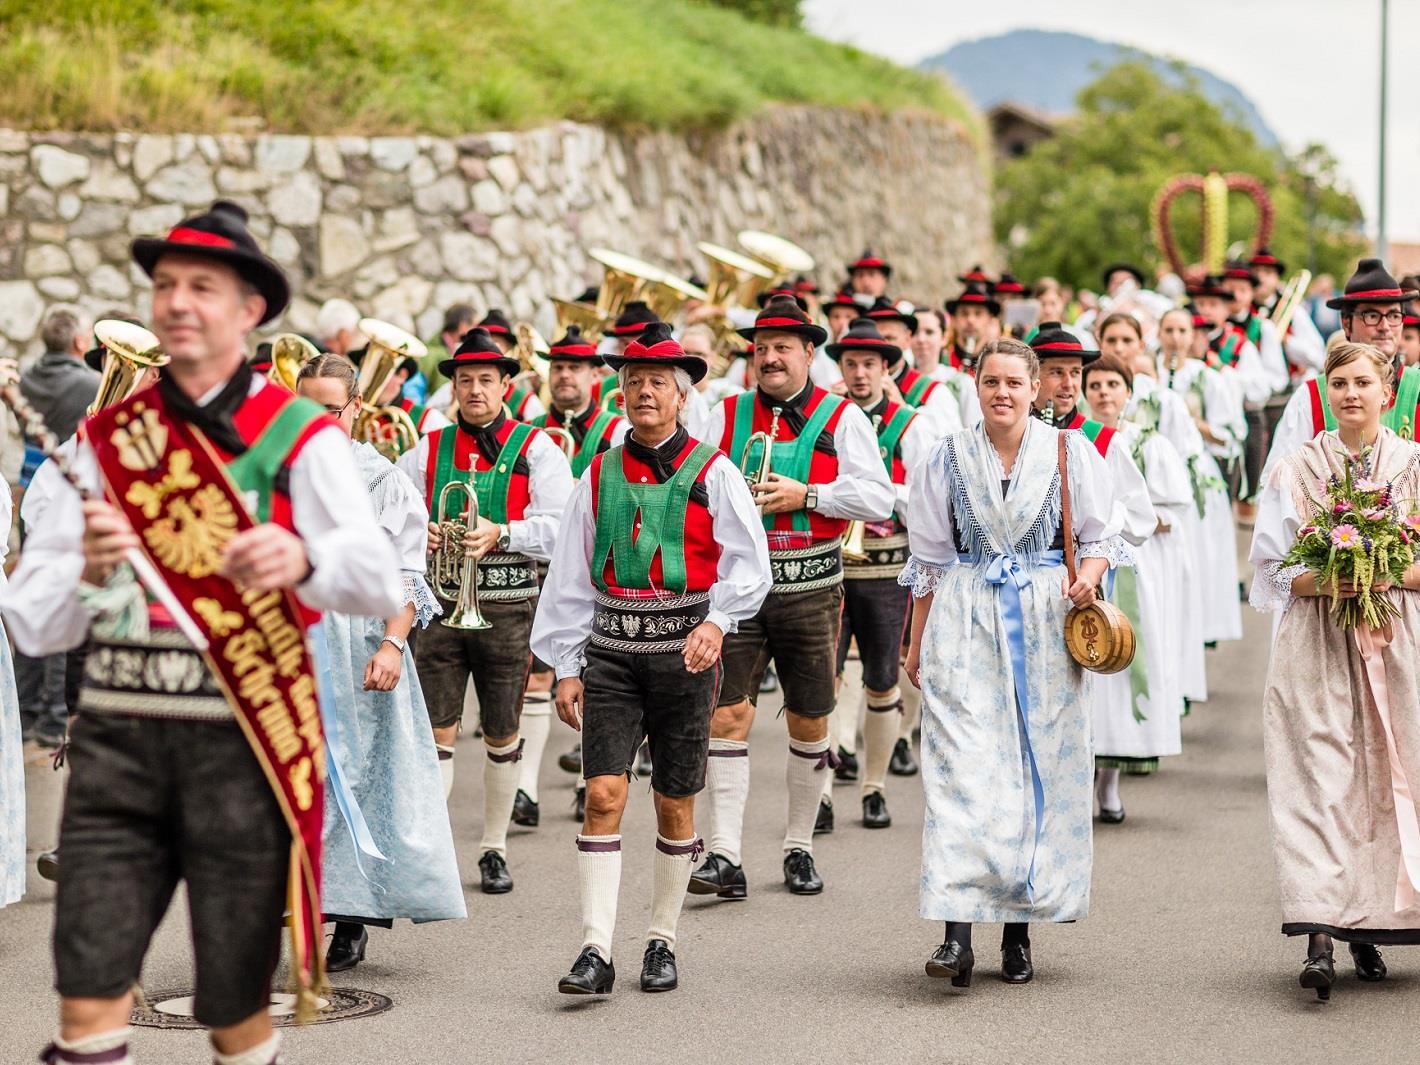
[87,388,328,1018]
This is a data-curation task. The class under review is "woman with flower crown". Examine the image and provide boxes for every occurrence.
[1250,340,1420,1001]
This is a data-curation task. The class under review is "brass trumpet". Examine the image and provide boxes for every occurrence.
[89,320,167,414]
[354,317,423,460]
[740,405,781,490]
[427,481,492,630]
[267,333,319,392]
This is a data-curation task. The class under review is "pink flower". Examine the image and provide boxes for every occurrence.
[1363,507,1388,521]
[1331,524,1361,549]
[1355,479,1386,493]
[1406,512,1420,531]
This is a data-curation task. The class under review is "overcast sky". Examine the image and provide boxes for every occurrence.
[804,0,1419,242]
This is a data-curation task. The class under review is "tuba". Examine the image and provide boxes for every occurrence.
[427,481,493,630]
[588,248,664,328]
[699,241,777,366]
[353,317,424,459]
[739,405,781,491]
[513,321,551,402]
[89,320,167,414]
[737,230,815,288]
[267,333,319,392]
[553,296,606,344]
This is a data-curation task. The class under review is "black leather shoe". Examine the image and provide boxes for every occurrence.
[783,848,823,895]
[36,849,59,882]
[1098,805,1126,824]
[511,788,540,827]
[641,939,678,992]
[325,922,368,973]
[815,798,834,834]
[889,738,919,776]
[1001,942,1034,983]
[925,940,974,986]
[687,852,748,899]
[1300,950,1335,1001]
[834,748,859,782]
[1349,942,1387,982]
[479,850,514,894]
[635,742,653,777]
[559,947,615,995]
[862,791,891,828]
[558,746,582,774]
[573,786,586,822]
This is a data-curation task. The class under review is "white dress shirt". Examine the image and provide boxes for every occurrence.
[2,377,403,657]
[530,445,772,679]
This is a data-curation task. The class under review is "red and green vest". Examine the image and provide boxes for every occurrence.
[873,400,917,485]
[591,376,625,414]
[894,366,941,408]
[505,382,539,421]
[424,417,539,528]
[397,396,435,435]
[1211,326,1247,369]
[1307,365,1420,441]
[589,440,721,595]
[533,406,625,478]
[1064,411,1118,458]
[720,388,850,545]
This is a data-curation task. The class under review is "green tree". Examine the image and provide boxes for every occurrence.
[702,0,801,28]
[995,62,1366,291]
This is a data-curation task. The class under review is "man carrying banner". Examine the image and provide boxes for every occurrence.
[1,200,402,1065]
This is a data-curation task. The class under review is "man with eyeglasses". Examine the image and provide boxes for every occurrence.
[1262,259,1420,482]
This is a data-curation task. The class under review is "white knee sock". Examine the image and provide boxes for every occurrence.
[436,743,456,799]
[49,1027,133,1065]
[819,706,838,803]
[897,689,921,742]
[862,688,902,796]
[479,736,523,856]
[647,835,700,949]
[214,1032,283,1065]
[784,737,831,854]
[1097,767,1122,811]
[577,834,622,961]
[705,739,749,866]
[517,694,553,802]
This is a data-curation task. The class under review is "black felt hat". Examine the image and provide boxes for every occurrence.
[602,322,708,384]
[609,300,662,338]
[546,325,602,364]
[477,308,515,340]
[822,289,861,313]
[131,200,289,325]
[944,282,1001,317]
[737,294,828,346]
[1221,259,1260,286]
[1188,275,1236,302]
[956,263,995,288]
[864,296,919,335]
[846,248,892,278]
[825,317,903,365]
[1030,322,1100,364]
[993,271,1026,296]
[1327,258,1419,309]
[1249,247,1286,276]
[1100,262,1146,290]
[438,326,520,378]
[756,285,809,311]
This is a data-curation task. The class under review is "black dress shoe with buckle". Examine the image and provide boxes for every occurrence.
[558,746,582,774]
[511,788,540,827]
[889,738,919,776]
[325,922,368,973]
[687,852,748,899]
[834,748,859,782]
[1001,942,1034,983]
[783,848,823,894]
[1349,942,1387,981]
[1300,950,1335,1001]
[815,797,834,834]
[925,940,974,987]
[36,849,59,882]
[559,947,615,995]
[478,850,514,894]
[1098,805,1126,825]
[573,785,586,822]
[641,939,678,992]
[862,791,891,829]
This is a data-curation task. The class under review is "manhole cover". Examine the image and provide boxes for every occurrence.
[131,987,392,1030]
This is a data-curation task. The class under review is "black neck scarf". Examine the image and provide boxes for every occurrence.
[459,410,508,464]
[157,362,254,455]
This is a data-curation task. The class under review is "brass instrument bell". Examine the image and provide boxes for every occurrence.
[588,248,666,327]
[267,333,319,392]
[88,320,167,414]
[739,405,781,491]
[737,230,815,287]
[354,317,424,459]
[435,482,493,631]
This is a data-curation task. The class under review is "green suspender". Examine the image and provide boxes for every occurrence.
[728,392,844,533]
[1077,419,1106,448]
[1216,332,1243,367]
[591,443,719,593]
[1243,315,1262,348]
[508,383,533,416]
[904,375,935,407]
[876,406,916,477]
[432,422,535,523]
[575,411,620,478]
[226,398,327,523]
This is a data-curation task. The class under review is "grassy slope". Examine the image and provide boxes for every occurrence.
[0,0,979,139]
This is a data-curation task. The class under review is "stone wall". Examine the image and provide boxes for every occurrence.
[0,106,990,351]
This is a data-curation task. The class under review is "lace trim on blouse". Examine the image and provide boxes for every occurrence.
[897,557,951,599]
[403,572,443,628]
[1079,535,1135,570]
[1250,561,1307,613]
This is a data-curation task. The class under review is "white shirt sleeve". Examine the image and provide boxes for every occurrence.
[895,414,935,521]
[1248,462,1307,612]
[1102,434,1158,546]
[703,455,773,636]
[394,432,431,495]
[428,381,452,410]
[19,445,72,534]
[1281,309,1325,378]
[1257,319,1290,395]
[419,406,453,434]
[1139,431,1193,525]
[814,401,897,521]
[903,437,958,570]
[1233,338,1273,408]
[509,431,573,562]
[375,463,431,572]
[684,387,712,442]
[914,385,962,440]
[1260,385,1314,485]
[1066,430,1128,557]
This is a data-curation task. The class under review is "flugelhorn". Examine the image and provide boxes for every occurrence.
[88,320,167,414]
[427,482,493,631]
[354,317,423,459]
[740,405,781,491]
[268,333,319,393]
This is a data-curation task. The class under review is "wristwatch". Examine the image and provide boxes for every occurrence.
[804,485,819,511]
[381,635,407,653]
[496,524,511,553]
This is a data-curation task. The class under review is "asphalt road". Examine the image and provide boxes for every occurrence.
[3,567,1414,1064]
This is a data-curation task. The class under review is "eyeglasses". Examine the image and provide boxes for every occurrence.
[1356,310,1405,326]
[323,398,355,415]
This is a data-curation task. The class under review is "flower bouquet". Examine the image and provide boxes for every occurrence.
[1283,445,1418,629]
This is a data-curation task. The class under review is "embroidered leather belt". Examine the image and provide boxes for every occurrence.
[769,539,844,595]
[591,591,710,654]
[844,531,909,581]
[79,628,231,721]
[475,552,540,601]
